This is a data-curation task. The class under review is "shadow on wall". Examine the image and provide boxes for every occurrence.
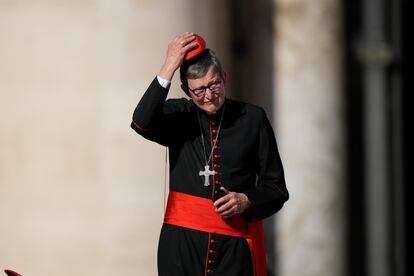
[227,0,277,275]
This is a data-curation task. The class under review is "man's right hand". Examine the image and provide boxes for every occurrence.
[158,32,197,81]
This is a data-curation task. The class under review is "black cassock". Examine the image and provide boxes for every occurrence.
[131,78,289,276]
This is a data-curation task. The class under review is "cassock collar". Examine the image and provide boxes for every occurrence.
[192,99,226,121]
[190,98,247,125]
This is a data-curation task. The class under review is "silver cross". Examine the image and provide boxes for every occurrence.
[199,165,216,186]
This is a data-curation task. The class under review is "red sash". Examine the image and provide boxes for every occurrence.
[164,191,267,276]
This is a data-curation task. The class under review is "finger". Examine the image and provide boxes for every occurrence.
[175,32,193,40]
[181,31,194,38]
[216,200,235,213]
[213,198,226,208]
[220,206,237,218]
[213,193,230,207]
[182,40,198,52]
[176,33,195,47]
[183,32,195,40]
[220,187,230,194]
[213,192,234,207]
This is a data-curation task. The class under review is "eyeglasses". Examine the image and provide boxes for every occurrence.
[187,80,223,96]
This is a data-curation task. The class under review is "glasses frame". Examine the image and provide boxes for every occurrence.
[187,79,223,96]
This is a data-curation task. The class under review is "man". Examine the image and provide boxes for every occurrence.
[131,32,288,276]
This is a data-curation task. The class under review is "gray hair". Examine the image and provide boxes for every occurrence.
[179,48,224,85]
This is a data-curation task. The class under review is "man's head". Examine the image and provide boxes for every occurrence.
[180,49,227,114]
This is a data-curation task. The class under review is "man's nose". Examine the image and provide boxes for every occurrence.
[204,88,215,99]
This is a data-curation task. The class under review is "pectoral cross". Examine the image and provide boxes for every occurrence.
[199,165,216,186]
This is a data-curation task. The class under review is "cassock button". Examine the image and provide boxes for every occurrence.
[210,239,216,243]
[214,154,221,158]
[213,164,220,168]
[208,259,214,264]
[209,249,215,254]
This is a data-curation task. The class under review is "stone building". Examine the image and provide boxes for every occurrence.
[0,0,408,276]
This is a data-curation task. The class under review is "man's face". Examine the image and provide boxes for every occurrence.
[184,68,226,114]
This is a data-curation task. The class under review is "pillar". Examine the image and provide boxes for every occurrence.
[274,0,346,275]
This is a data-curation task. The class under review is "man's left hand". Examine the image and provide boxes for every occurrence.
[213,187,251,219]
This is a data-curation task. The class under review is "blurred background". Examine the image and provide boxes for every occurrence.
[0,0,409,276]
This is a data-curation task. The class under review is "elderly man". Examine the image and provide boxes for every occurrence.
[131,32,288,276]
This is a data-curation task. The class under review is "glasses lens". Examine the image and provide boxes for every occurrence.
[192,88,205,95]
[209,81,221,92]
[189,80,222,96]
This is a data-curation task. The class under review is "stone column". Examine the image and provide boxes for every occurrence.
[274,0,346,275]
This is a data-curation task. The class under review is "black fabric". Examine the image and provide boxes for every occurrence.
[131,77,289,275]
[157,224,253,276]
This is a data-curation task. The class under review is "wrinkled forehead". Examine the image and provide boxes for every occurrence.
[187,67,221,85]
[187,66,221,81]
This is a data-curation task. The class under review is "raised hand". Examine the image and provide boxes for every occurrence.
[158,32,197,81]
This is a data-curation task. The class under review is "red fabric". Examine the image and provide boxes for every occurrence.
[4,270,22,276]
[184,34,206,60]
[164,191,267,276]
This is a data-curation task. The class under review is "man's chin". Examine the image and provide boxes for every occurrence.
[197,99,224,114]
[203,108,217,114]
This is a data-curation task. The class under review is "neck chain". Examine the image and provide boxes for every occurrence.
[196,103,225,186]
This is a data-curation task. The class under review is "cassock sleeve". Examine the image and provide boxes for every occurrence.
[130,77,180,146]
[243,109,289,221]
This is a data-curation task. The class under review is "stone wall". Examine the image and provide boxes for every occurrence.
[0,1,228,275]
[0,0,346,275]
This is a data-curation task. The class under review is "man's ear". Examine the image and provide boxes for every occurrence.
[181,84,191,97]
[222,72,228,84]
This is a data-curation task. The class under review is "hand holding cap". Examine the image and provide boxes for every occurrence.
[159,33,207,81]
[184,34,206,61]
